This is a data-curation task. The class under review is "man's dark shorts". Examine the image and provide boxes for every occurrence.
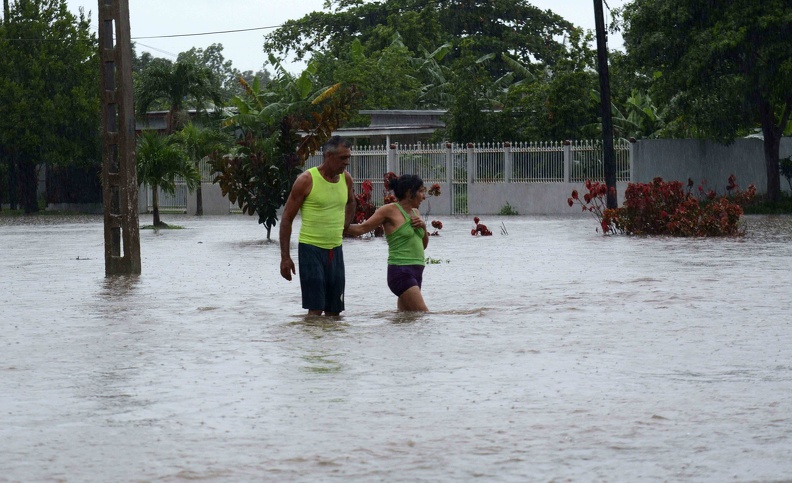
[298,243,345,313]
[387,264,424,297]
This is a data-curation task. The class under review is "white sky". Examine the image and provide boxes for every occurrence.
[64,0,628,74]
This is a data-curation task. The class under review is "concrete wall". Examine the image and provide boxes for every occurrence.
[121,137,792,217]
[633,138,792,194]
[187,183,231,216]
[468,182,629,215]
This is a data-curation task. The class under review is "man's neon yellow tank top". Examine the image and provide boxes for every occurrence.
[298,167,347,249]
[386,204,426,266]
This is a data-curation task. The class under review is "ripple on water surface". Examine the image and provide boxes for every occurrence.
[1,214,791,481]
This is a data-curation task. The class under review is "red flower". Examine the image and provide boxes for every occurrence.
[567,198,574,207]
[474,216,480,224]
[471,228,477,236]
[571,190,579,200]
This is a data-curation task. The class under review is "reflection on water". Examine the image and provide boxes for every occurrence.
[1,214,791,481]
[100,274,140,297]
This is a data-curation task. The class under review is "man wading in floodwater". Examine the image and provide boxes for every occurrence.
[279,136,356,316]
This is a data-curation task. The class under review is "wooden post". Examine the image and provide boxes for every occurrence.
[594,0,618,209]
[99,0,141,275]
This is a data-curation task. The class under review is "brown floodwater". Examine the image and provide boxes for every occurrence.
[1,213,791,481]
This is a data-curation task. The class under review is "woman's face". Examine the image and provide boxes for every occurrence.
[409,186,427,207]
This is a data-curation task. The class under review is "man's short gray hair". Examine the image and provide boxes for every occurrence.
[322,136,352,157]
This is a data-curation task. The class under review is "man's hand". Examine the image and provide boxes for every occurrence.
[280,258,296,281]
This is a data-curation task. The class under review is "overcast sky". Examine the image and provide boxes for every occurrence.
[64,0,628,74]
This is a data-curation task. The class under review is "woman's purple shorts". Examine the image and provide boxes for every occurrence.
[387,265,424,297]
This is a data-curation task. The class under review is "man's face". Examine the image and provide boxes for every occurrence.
[327,147,351,175]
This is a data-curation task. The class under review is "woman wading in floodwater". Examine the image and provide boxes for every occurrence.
[345,174,429,312]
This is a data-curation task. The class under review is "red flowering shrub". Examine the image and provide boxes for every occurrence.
[350,173,444,237]
[471,216,493,236]
[569,176,756,236]
[353,180,375,224]
[430,219,443,236]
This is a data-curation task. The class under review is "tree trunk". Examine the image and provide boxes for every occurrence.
[759,98,782,202]
[7,152,18,210]
[152,185,163,226]
[18,159,38,213]
[195,161,203,216]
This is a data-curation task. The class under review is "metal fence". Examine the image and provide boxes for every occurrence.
[147,140,633,215]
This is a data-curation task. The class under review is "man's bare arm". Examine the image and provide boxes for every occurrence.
[279,172,311,281]
[344,171,356,231]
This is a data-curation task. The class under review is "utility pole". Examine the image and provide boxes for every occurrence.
[98,0,141,275]
[594,0,618,209]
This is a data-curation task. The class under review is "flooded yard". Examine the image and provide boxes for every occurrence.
[1,213,791,481]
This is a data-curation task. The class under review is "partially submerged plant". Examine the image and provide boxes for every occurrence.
[471,216,493,236]
[569,176,756,236]
[430,219,443,236]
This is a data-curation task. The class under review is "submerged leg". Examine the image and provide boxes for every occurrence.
[397,286,428,312]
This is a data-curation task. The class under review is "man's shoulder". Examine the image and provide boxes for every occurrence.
[293,169,314,192]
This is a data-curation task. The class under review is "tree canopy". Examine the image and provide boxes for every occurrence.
[622,0,792,201]
[263,0,576,77]
[134,57,223,133]
[0,0,99,212]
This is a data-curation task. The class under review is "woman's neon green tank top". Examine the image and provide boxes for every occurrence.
[386,204,426,266]
[298,167,347,249]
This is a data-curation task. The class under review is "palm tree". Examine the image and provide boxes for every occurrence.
[135,58,222,133]
[173,123,232,215]
[136,131,199,227]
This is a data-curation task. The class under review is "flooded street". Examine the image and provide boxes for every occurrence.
[2,213,791,481]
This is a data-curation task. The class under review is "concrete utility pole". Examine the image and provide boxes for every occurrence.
[593,0,618,209]
[98,0,141,275]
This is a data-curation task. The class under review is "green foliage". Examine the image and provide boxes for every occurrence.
[173,122,232,174]
[314,36,423,125]
[134,57,223,132]
[498,202,518,216]
[264,0,575,75]
[136,131,198,226]
[136,130,199,193]
[262,0,583,142]
[177,43,263,103]
[501,29,600,142]
[210,60,361,239]
[569,177,757,236]
[0,0,99,212]
[621,0,792,201]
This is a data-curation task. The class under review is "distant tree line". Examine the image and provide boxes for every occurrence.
[2,0,790,215]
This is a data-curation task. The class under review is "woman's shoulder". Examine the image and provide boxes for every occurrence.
[378,202,401,218]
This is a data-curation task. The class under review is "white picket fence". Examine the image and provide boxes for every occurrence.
[146,140,633,215]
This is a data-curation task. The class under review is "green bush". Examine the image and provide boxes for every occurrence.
[498,202,519,215]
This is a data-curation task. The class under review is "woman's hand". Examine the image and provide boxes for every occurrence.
[410,213,426,231]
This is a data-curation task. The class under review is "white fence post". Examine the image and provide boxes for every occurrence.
[629,137,636,183]
[563,140,572,183]
[504,142,512,183]
[467,143,475,185]
[388,143,399,175]
[445,142,453,188]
